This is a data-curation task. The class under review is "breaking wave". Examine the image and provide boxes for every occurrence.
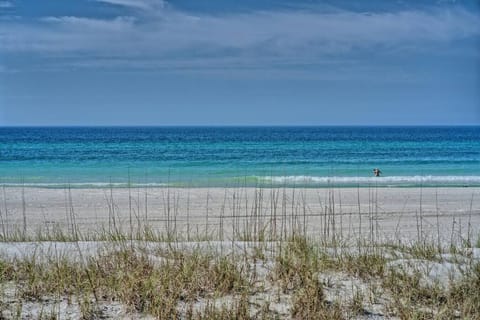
[3,176,480,188]
[251,175,480,187]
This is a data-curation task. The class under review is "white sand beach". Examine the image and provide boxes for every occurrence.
[1,187,479,244]
[1,187,480,319]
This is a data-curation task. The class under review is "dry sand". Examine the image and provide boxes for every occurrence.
[1,187,479,243]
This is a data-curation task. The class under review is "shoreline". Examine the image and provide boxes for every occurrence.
[2,174,480,189]
[2,185,480,189]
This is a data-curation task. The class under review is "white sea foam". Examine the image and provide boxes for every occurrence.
[254,175,480,186]
[3,176,480,188]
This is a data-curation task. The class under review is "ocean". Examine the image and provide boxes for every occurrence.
[1,126,479,188]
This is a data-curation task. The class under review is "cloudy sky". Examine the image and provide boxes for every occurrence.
[0,0,479,125]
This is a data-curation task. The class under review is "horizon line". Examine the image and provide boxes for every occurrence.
[1,124,479,128]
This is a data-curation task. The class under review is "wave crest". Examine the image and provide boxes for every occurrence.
[253,175,480,186]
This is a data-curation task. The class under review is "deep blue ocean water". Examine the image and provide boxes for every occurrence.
[1,126,479,188]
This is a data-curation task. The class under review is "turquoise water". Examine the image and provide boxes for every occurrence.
[1,126,479,187]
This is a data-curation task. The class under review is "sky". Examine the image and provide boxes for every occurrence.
[0,0,479,126]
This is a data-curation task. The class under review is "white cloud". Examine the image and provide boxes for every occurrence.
[94,0,164,10]
[0,1,12,8]
[41,16,136,31]
[0,7,479,70]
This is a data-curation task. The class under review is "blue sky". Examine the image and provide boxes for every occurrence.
[0,0,479,125]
